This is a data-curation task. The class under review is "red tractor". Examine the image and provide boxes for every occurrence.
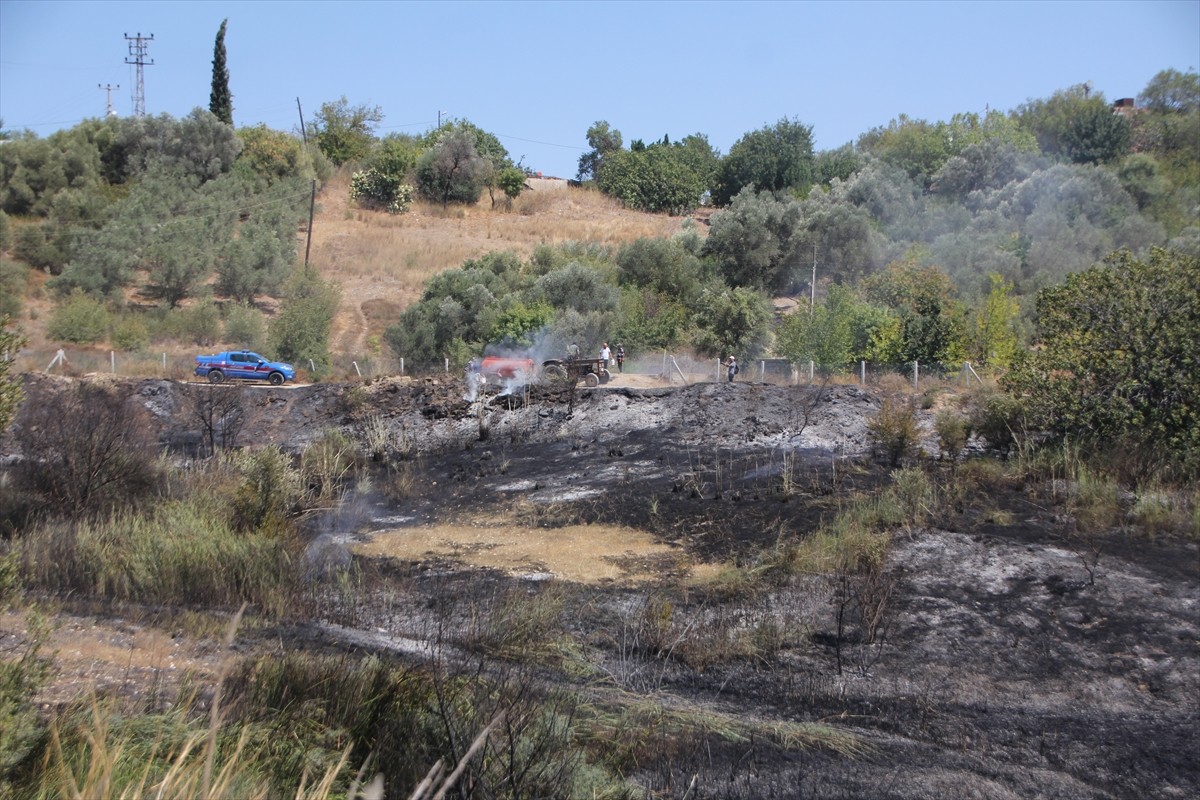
[479,356,536,382]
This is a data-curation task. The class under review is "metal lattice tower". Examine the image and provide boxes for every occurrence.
[123,32,154,117]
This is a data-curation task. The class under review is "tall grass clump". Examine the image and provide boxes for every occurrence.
[18,501,296,615]
[785,468,934,575]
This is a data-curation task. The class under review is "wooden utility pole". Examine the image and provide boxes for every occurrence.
[296,97,307,144]
[304,179,316,275]
[811,244,817,315]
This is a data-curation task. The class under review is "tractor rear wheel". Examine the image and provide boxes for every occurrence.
[585,372,600,387]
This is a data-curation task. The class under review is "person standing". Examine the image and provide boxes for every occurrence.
[725,355,738,382]
[615,343,625,373]
[600,342,612,366]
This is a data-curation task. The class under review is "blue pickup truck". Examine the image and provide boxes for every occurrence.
[194,351,296,385]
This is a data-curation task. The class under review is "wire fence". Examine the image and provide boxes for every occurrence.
[13,343,994,390]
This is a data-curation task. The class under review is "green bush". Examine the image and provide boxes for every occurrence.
[0,259,26,318]
[269,273,341,374]
[232,447,302,536]
[177,300,222,346]
[13,224,66,273]
[350,168,413,214]
[110,314,149,351]
[223,302,265,349]
[867,397,920,467]
[934,408,971,461]
[46,290,110,344]
[969,389,1026,455]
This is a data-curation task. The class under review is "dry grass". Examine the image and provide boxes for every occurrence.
[311,173,691,356]
[351,520,720,585]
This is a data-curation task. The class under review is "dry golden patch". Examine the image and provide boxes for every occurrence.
[312,172,693,357]
[353,522,720,585]
[0,609,223,708]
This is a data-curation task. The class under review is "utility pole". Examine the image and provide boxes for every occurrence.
[296,97,308,144]
[124,32,154,117]
[304,179,316,275]
[438,109,448,127]
[810,244,817,316]
[98,83,120,117]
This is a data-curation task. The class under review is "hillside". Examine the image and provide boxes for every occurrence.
[308,175,698,362]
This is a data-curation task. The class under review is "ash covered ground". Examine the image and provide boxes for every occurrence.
[4,372,1198,799]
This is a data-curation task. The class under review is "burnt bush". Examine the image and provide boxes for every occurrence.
[14,381,161,519]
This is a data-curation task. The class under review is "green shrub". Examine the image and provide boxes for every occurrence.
[223,302,265,350]
[269,272,340,375]
[0,259,26,318]
[177,299,222,346]
[934,408,971,461]
[12,223,66,273]
[46,290,110,344]
[110,314,149,351]
[350,169,413,214]
[232,447,302,536]
[969,389,1026,454]
[867,397,919,467]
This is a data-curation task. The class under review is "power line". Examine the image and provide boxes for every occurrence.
[490,131,585,151]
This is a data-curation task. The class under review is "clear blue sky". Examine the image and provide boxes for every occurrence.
[2,0,1197,178]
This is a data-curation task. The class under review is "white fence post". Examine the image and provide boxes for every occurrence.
[809,360,814,383]
[309,359,316,373]
[353,361,362,377]
[860,360,866,385]
[110,351,116,373]
[444,358,449,373]
[913,360,919,388]
[760,360,765,381]
[400,357,405,375]
[716,359,721,382]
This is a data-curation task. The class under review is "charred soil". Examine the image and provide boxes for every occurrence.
[2,372,1197,799]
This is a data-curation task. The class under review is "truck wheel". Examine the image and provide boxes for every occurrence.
[268,371,285,386]
[585,372,600,387]
[207,370,224,384]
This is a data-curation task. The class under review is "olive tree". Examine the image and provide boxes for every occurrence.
[1004,247,1200,480]
[416,129,488,207]
[690,284,772,359]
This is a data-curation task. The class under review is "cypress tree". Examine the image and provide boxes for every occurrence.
[209,19,233,125]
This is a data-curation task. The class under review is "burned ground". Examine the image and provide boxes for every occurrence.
[2,372,1197,799]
